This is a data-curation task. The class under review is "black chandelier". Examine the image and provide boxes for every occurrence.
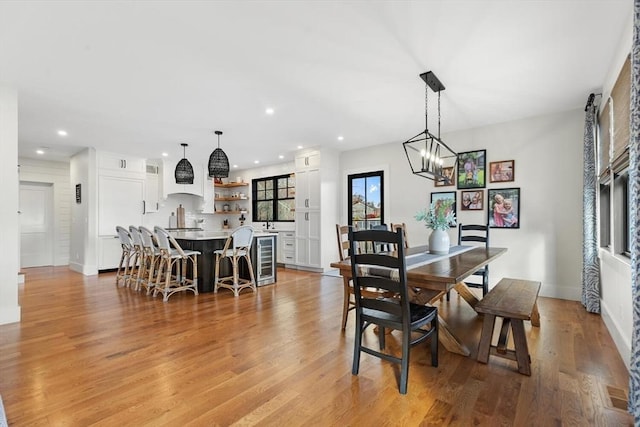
[403,71,457,183]
[175,143,194,184]
[208,130,229,178]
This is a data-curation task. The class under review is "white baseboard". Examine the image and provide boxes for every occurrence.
[538,282,581,301]
[17,273,24,284]
[69,262,98,276]
[601,298,631,371]
[0,306,21,325]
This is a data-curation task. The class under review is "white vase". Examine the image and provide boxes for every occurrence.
[429,229,450,255]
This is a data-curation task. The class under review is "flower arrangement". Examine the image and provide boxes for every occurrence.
[415,199,456,231]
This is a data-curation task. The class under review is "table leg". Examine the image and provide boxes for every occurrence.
[341,276,351,331]
[530,301,541,327]
[422,289,471,356]
[453,281,480,308]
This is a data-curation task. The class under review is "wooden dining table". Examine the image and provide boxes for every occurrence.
[330,245,507,356]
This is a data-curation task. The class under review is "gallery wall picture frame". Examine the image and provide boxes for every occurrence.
[457,149,486,189]
[434,166,455,187]
[489,160,515,183]
[488,187,520,229]
[430,191,457,227]
[460,190,484,211]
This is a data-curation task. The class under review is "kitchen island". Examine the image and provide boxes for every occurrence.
[170,230,277,293]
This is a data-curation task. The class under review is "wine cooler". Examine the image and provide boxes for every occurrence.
[252,235,276,286]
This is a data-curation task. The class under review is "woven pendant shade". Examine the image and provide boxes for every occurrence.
[175,143,194,184]
[208,130,230,178]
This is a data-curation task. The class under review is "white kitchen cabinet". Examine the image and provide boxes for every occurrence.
[294,149,338,271]
[161,159,204,198]
[277,231,296,265]
[99,151,145,177]
[98,175,145,236]
[144,169,160,213]
[98,235,123,270]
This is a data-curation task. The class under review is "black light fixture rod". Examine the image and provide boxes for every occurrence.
[215,130,223,147]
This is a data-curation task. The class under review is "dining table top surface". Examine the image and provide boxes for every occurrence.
[330,245,507,286]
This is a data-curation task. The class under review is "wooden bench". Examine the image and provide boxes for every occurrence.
[475,278,541,375]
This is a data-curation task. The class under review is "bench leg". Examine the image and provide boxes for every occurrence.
[477,314,496,364]
[530,301,540,327]
[511,319,531,375]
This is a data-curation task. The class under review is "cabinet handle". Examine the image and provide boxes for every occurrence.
[305,212,309,221]
[143,200,146,214]
[156,203,159,210]
[305,199,308,208]
[124,159,127,169]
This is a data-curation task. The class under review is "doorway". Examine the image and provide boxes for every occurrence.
[20,182,54,268]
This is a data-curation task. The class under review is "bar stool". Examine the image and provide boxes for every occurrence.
[153,226,200,302]
[214,226,257,297]
[115,226,133,287]
[128,225,145,291]
[138,226,161,295]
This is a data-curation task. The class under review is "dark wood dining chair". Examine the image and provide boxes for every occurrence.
[349,228,438,394]
[457,223,490,296]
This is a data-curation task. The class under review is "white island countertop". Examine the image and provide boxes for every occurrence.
[169,230,278,241]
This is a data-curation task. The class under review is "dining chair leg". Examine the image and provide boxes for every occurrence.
[399,329,411,395]
[352,317,363,375]
[341,278,350,330]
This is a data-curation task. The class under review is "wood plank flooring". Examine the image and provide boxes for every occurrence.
[0,266,633,426]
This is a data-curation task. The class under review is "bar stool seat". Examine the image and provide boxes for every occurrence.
[214,226,257,297]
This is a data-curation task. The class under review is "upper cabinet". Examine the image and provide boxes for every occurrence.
[98,151,145,178]
[294,151,321,170]
[161,159,204,198]
[144,163,160,213]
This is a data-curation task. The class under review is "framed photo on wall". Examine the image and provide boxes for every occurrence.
[460,190,484,211]
[430,191,457,227]
[457,149,486,189]
[489,160,515,183]
[435,166,455,187]
[488,188,520,228]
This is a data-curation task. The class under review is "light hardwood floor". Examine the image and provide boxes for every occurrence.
[0,266,633,426]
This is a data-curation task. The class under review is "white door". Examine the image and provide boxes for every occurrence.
[20,182,54,268]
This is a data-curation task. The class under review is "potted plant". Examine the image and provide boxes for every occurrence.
[415,199,456,254]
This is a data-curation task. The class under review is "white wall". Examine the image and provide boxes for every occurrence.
[339,108,585,300]
[598,7,634,369]
[0,85,21,324]
[19,157,71,266]
[70,148,98,275]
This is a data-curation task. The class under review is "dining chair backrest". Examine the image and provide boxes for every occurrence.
[349,228,408,307]
[231,226,254,250]
[458,223,489,247]
[371,224,390,253]
[391,223,409,249]
[336,224,355,261]
[154,226,187,257]
[139,226,157,250]
[116,226,132,249]
[128,225,143,247]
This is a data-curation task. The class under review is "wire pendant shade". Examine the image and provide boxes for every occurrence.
[175,143,194,184]
[403,71,457,182]
[208,130,229,178]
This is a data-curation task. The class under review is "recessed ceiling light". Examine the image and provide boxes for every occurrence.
[265,107,275,115]
[297,145,303,149]
[36,149,45,155]
[278,155,284,159]
[337,135,344,141]
[254,160,260,164]
[57,130,67,137]
[233,164,238,168]
[162,152,169,157]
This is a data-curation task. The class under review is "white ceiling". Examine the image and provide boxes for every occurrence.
[0,1,631,169]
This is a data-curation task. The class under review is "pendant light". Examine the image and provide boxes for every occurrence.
[403,71,457,183]
[208,130,229,178]
[175,143,194,184]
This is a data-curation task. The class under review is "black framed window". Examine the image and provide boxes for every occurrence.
[252,174,295,222]
[348,171,384,230]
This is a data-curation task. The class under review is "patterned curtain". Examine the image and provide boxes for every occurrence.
[629,0,640,421]
[581,101,601,313]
